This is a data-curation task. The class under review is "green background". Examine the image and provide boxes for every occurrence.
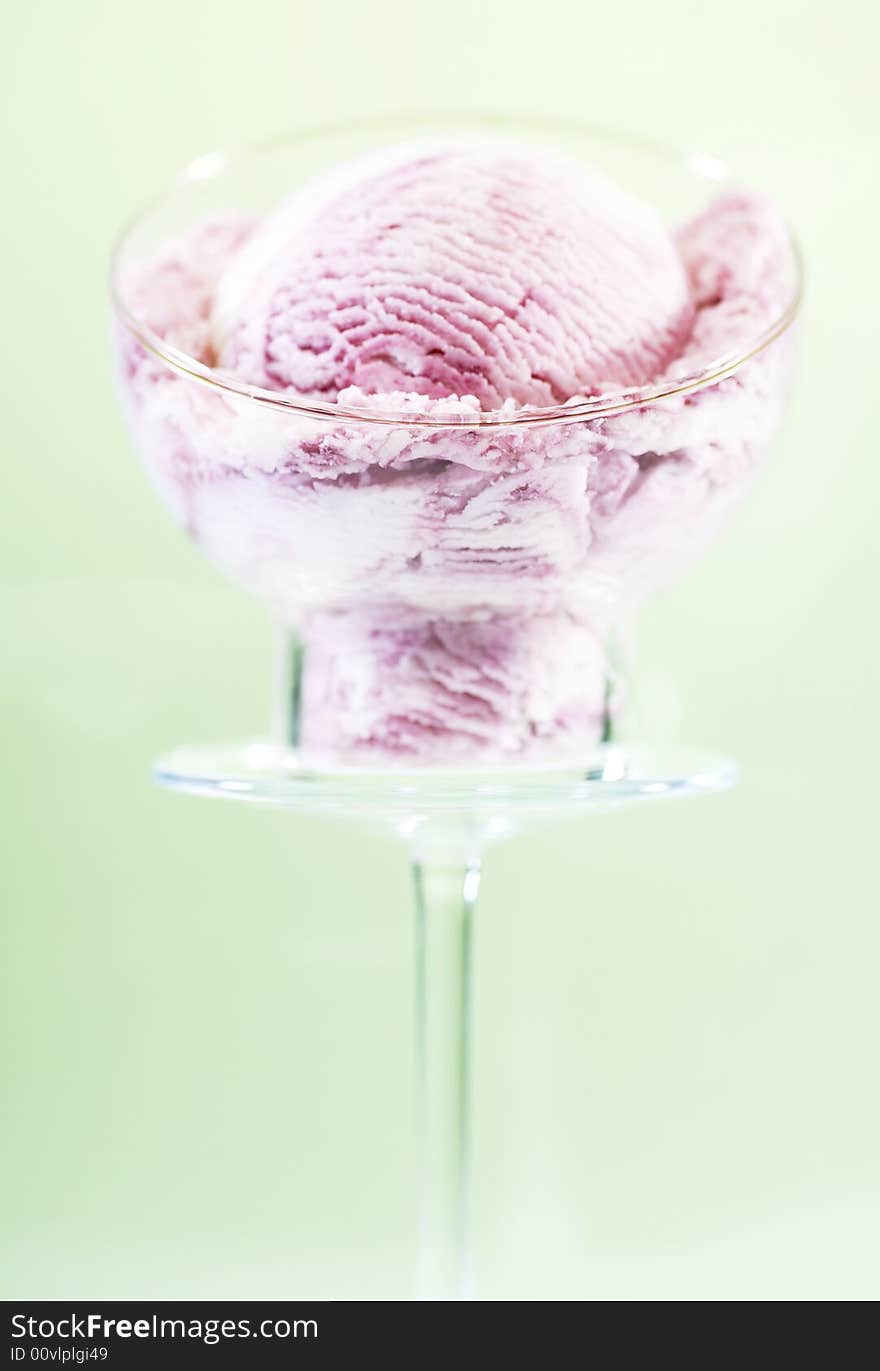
[2,0,878,1300]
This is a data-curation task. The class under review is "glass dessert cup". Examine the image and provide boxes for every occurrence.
[110,115,801,1299]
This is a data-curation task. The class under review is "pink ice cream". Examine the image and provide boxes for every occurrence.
[114,140,797,764]
[211,142,695,407]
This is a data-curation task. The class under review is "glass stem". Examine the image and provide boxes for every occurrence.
[412,854,480,1300]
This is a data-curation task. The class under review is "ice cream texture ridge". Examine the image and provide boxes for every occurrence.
[115,138,797,763]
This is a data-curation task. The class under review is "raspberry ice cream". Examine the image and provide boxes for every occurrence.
[113,139,797,764]
[212,142,694,406]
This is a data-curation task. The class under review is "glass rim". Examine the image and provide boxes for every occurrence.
[109,112,804,431]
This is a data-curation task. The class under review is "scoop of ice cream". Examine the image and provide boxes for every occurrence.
[212,140,695,409]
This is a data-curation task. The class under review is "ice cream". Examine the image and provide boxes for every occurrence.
[211,142,695,407]
[114,139,797,764]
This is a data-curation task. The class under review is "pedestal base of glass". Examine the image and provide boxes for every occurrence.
[155,741,736,1300]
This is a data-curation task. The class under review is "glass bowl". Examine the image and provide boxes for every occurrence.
[110,114,801,772]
